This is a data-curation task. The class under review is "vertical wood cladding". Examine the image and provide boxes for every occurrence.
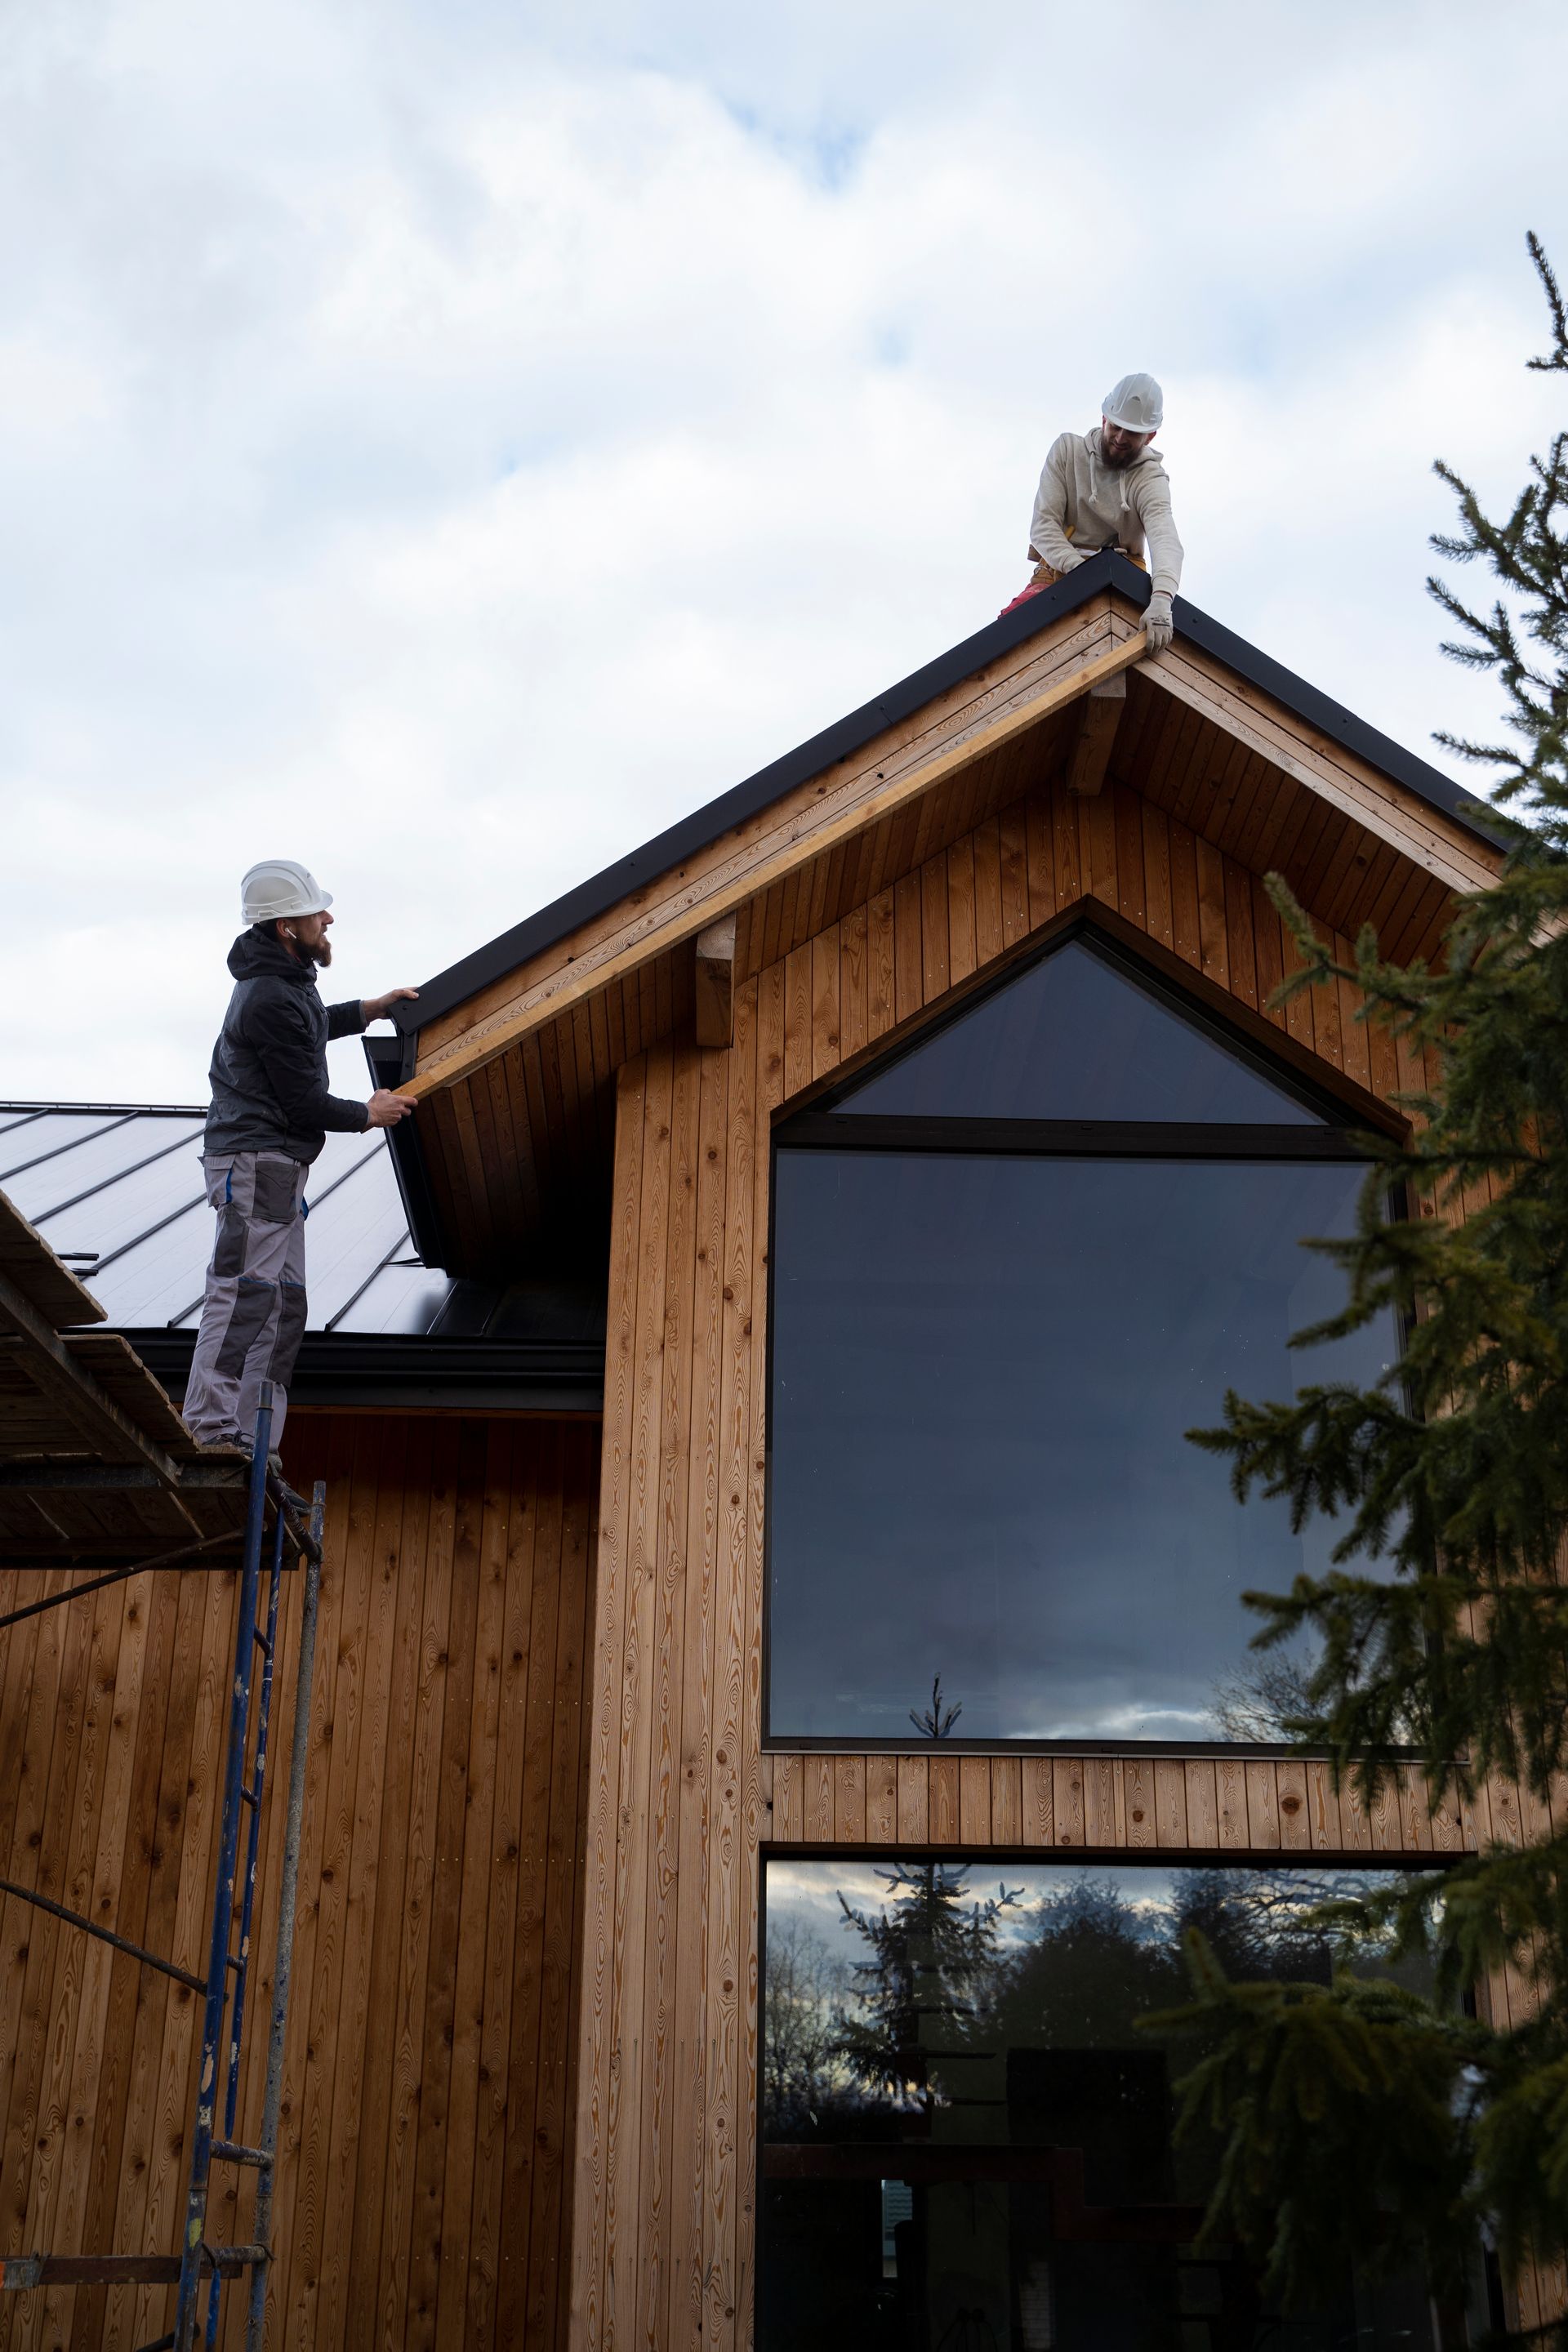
[568,768,1539,2352]
[0,1413,598,2352]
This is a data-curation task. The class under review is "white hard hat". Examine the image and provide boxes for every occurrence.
[241,859,333,925]
[1102,372,1164,433]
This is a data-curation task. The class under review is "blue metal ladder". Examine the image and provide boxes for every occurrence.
[0,1377,323,2352]
[172,1378,322,2352]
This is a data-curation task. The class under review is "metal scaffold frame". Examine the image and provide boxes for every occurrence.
[0,1379,323,2352]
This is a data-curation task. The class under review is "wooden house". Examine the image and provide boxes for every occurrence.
[1,550,1533,2349]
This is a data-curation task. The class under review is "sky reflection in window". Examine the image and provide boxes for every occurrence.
[767,1150,1396,1744]
[831,939,1323,1124]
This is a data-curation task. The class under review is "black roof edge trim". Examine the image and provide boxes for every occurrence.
[124,1325,606,1397]
[364,1035,449,1269]
[287,1383,604,1414]
[1169,600,1508,843]
[0,1101,207,1119]
[397,550,1502,1044]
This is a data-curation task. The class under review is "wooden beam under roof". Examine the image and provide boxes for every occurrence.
[1065,671,1127,796]
[693,912,737,1049]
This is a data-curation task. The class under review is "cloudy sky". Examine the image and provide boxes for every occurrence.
[3,0,1566,1104]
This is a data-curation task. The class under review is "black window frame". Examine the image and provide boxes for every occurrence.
[761,913,1410,1760]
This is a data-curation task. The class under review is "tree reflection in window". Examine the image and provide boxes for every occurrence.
[760,1856,1475,2352]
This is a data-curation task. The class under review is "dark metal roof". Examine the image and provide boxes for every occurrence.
[0,1102,605,1410]
[0,1102,443,1334]
[394,550,1501,1047]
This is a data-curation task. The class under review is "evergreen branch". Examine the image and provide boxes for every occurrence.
[1144,1932,1484,2305]
[1169,233,1568,2328]
[1526,231,1568,373]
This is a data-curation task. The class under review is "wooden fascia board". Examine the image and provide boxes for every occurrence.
[1147,643,1501,900]
[408,614,1500,1116]
[406,616,1151,1101]
[415,595,1129,1069]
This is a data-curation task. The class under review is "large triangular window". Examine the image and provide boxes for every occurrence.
[765,924,1399,1752]
[829,935,1325,1125]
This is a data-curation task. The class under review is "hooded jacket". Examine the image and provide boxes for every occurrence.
[205,928,368,1165]
[1028,426,1183,599]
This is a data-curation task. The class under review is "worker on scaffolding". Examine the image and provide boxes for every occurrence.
[1005,372,1183,649]
[183,860,418,1457]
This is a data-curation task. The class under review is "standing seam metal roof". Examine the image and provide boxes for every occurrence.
[0,1104,454,1337]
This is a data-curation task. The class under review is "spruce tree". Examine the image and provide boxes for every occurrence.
[833,1863,1016,2118]
[1159,235,1568,2333]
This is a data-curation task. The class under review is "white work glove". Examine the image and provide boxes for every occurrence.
[1143,590,1174,653]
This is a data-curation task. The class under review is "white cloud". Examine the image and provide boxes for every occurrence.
[2,0,1566,1102]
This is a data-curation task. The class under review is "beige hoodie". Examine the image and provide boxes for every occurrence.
[1028,426,1183,599]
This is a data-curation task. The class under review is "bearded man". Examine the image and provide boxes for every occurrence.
[183,859,418,1454]
[1012,372,1183,651]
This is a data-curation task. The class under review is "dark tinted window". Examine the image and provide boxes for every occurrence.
[831,939,1322,1124]
[768,1149,1396,1744]
[760,1856,1463,2352]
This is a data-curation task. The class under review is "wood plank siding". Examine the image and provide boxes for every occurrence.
[568,758,1506,2350]
[0,1414,599,2352]
[764,1753,1476,1857]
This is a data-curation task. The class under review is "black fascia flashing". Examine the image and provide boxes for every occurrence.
[1169,597,1505,842]
[363,1031,448,1271]
[123,1326,606,1414]
[0,1099,207,1120]
[395,550,1499,1045]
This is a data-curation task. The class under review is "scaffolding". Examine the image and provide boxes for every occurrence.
[0,1383,318,2349]
[0,1194,324,2350]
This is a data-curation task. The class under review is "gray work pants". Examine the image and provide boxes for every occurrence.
[183,1152,309,1450]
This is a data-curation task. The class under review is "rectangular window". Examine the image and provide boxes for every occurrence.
[760,1855,1467,2352]
[768,1148,1396,1745]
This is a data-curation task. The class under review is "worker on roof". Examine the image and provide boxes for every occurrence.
[183,861,418,1459]
[1006,373,1183,650]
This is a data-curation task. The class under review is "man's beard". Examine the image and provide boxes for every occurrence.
[1101,438,1137,470]
[302,936,333,968]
